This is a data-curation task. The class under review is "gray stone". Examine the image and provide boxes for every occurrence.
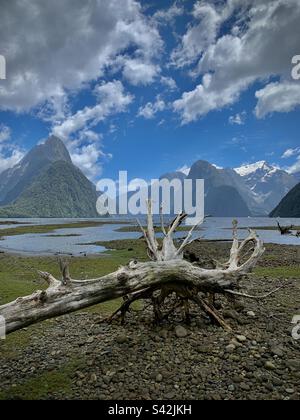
[236,335,247,343]
[175,325,188,338]
[116,334,128,344]
[265,361,276,370]
[240,383,250,391]
[270,346,284,357]
[286,359,300,371]
[90,373,97,382]
[226,344,236,353]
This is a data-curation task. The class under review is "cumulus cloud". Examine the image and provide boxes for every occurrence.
[174,73,247,123]
[173,0,300,123]
[122,59,160,86]
[53,81,132,139]
[138,97,166,119]
[282,147,300,159]
[52,80,132,180]
[160,76,177,91]
[171,0,239,67]
[0,125,24,174]
[255,82,300,118]
[282,147,300,174]
[0,0,162,113]
[286,156,300,175]
[71,143,108,180]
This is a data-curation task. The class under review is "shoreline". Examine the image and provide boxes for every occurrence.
[0,236,299,258]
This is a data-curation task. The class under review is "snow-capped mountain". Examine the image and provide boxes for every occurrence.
[234,161,298,214]
[234,161,277,177]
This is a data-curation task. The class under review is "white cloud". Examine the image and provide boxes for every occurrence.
[160,76,177,91]
[287,156,300,174]
[0,125,11,143]
[122,59,160,86]
[255,82,300,118]
[152,2,184,25]
[71,143,107,180]
[0,125,25,174]
[79,130,103,144]
[171,1,223,67]
[53,81,133,140]
[0,149,25,175]
[229,111,246,125]
[281,147,300,159]
[52,80,132,180]
[0,0,162,113]
[173,73,247,123]
[138,97,166,119]
[283,147,300,174]
[173,0,300,123]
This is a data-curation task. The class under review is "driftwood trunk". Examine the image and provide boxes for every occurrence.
[0,203,266,335]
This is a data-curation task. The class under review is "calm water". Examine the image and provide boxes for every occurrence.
[0,217,299,256]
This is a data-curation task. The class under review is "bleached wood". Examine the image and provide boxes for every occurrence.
[0,205,265,335]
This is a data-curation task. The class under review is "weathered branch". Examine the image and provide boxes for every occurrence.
[0,204,265,335]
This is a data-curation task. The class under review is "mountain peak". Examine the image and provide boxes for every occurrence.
[234,161,275,177]
[42,135,72,163]
[0,135,72,204]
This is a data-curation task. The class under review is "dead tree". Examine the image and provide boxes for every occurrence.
[277,221,293,235]
[0,202,267,335]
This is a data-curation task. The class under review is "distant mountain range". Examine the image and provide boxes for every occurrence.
[170,160,298,217]
[0,136,298,218]
[234,161,297,215]
[0,136,98,217]
[270,182,300,218]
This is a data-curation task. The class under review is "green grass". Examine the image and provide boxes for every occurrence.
[0,221,105,237]
[239,226,300,231]
[0,238,147,305]
[115,225,201,233]
[45,234,81,237]
[0,240,148,399]
[0,219,130,237]
[0,221,32,225]
[254,265,300,278]
[0,358,83,400]
[0,239,147,343]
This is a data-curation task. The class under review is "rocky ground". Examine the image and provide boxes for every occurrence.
[0,242,299,400]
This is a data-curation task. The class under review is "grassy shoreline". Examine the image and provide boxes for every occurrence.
[238,225,300,231]
[0,219,132,238]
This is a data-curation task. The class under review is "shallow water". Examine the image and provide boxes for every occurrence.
[0,217,299,256]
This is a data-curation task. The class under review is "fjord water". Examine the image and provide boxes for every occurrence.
[0,217,299,256]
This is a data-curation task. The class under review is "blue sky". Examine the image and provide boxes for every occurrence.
[0,0,300,182]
